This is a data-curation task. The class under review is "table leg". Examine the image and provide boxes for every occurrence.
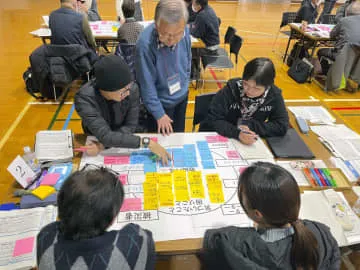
[283,35,292,63]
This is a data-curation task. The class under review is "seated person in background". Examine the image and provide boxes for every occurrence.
[116,0,144,78]
[78,0,102,21]
[295,0,319,24]
[184,0,197,23]
[335,0,357,23]
[190,0,220,51]
[317,0,338,23]
[49,0,97,59]
[200,162,341,270]
[37,167,156,270]
[117,0,144,43]
[200,58,288,145]
[189,0,220,79]
[74,55,170,164]
[317,1,360,72]
[116,0,144,23]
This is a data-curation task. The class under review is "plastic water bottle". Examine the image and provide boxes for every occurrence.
[353,197,360,216]
[23,146,40,172]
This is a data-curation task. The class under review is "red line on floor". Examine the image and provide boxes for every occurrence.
[331,107,360,111]
[209,68,223,89]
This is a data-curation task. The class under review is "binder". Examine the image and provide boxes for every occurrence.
[266,128,315,159]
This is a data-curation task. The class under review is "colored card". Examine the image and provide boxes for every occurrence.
[13,237,35,257]
[144,163,157,173]
[104,156,130,165]
[120,198,142,212]
[205,136,218,143]
[118,174,128,185]
[188,171,205,198]
[206,174,225,204]
[150,137,158,143]
[226,151,241,159]
[216,135,229,142]
[31,186,56,200]
[40,173,60,186]
[239,166,248,174]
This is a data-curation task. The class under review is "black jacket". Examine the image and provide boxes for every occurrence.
[74,81,141,148]
[295,2,318,23]
[201,220,341,270]
[199,78,289,139]
[30,44,94,97]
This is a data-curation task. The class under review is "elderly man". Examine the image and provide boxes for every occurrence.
[317,1,360,72]
[49,0,97,59]
[136,0,191,135]
[75,55,170,164]
[77,0,102,21]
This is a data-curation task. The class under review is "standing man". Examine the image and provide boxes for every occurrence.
[136,0,191,135]
[295,0,319,23]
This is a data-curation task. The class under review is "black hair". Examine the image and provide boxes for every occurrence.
[122,0,136,18]
[238,162,319,270]
[242,57,276,88]
[194,0,208,7]
[58,167,124,240]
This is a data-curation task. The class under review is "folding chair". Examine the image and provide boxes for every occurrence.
[223,26,236,52]
[272,12,298,56]
[200,34,243,91]
[192,92,216,131]
[322,14,336,24]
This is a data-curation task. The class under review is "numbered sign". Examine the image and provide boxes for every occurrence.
[7,155,36,188]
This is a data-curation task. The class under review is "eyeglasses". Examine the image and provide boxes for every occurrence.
[157,29,185,40]
[77,0,86,3]
[81,163,120,187]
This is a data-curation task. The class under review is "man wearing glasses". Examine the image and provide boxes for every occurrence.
[75,55,171,164]
[136,0,191,136]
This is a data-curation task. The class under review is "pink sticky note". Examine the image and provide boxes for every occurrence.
[205,136,218,143]
[119,174,128,185]
[104,156,130,165]
[40,173,60,186]
[226,151,240,159]
[217,135,229,142]
[239,166,248,174]
[150,137,158,143]
[13,237,35,257]
[120,198,142,212]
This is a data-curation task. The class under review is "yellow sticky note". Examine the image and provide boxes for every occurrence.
[206,174,225,204]
[158,191,174,207]
[144,196,158,210]
[188,171,205,199]
[112,25,118,32]
[143,181,159,210]
[173,171,189,201]
[145,173,159,184]
[31,186,56,200]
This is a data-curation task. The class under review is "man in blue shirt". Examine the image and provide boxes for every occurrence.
[136,0,191,135]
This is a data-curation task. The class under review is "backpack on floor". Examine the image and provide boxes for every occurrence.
[287,42,309,67]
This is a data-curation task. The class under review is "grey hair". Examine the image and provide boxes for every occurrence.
[154,0,189,25]
[346,1,360,16]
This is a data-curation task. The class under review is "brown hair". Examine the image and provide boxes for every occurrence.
[238,162,319,269]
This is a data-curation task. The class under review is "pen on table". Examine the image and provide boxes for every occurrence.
[240,130,258,140]
[74,146,88,152]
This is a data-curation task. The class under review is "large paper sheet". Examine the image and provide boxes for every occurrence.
[81,133,256,241]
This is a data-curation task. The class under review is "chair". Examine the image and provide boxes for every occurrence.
[115,43,136,80]
[272,12,297,57]
[200,34,243,90]
[192,92,216,131]
[322,14,336,25]
[223,26,237,51]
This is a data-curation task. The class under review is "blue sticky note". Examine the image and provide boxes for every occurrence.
[144,163,157,173]
[200,152,213,160]
[202,160,215,169]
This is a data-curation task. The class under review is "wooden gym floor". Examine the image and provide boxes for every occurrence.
[0,0,359,267]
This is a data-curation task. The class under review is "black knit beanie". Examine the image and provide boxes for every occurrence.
[94,55,132,91]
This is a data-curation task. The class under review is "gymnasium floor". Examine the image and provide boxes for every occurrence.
[0,0,360,267]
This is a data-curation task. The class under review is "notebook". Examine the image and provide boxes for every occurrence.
[35,130,73,163]
[266,128,315,159]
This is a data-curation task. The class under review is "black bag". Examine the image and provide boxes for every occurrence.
[288,59,313,83]
[23,67,62,100]
[287,42,309,67]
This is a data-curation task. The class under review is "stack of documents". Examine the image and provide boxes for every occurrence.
[288,106,336,125]
[311,124,360,161]
[35,130,73,163]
